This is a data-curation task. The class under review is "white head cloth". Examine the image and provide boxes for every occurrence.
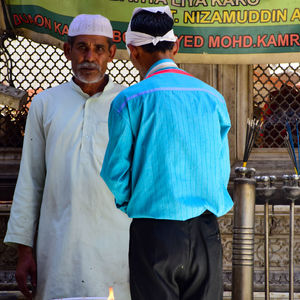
[68,14,113,38]
[125,6,177,46]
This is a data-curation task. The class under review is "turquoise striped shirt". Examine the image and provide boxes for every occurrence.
[101,59,233,220]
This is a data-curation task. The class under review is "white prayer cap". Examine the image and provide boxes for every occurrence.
[126,6,177,47]
[68,14,113,38]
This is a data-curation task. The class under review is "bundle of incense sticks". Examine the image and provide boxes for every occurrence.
[242,118,263,167]
[285,119,299,174]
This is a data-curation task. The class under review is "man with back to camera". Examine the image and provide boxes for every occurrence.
[4,14,131,300]
[101,6,233,300]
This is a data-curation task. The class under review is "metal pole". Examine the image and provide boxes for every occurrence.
[256,175,276,300]
[282,174,300,300]
[264,198,270,300]
[232,167,256,300]
[290,198,294,300]
[257,176,270,300]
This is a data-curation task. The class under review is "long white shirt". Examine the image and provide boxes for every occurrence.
[4,77,131,300]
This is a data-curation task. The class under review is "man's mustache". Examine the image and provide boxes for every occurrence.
[78,62,101,71]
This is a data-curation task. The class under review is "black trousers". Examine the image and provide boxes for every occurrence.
[129,213,223,300]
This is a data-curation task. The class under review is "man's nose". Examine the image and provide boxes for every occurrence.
[85,49,95,61]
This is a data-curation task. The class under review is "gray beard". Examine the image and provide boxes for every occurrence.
[74,72,104,84]
[74,62,104,84]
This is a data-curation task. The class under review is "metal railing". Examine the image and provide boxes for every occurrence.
[0,35,140,147]
[232,167,300,300]
[253,63,300,148]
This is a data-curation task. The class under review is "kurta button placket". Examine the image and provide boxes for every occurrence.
[81,97,90,153]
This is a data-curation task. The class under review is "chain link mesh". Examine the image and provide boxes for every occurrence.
[253,63,300,148]
[1,36,300,149]
[0,35,140,147]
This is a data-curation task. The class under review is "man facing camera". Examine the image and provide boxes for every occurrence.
[5,14,131,300]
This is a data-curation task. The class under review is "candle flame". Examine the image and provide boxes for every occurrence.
[107,287,114,300]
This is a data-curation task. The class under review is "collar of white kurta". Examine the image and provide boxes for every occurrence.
[125,6,177,46]
[70,75,114,99]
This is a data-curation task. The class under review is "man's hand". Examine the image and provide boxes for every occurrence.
[16,244,37,299]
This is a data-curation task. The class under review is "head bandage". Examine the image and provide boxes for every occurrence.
[125,6,177,47]
[68,14,113,38]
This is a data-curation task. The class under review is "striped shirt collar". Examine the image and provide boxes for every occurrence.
[145,59,178,78]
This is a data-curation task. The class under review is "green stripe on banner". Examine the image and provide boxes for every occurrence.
[5,3,300,56]
[110,22,300,54]
[9,5,72,41]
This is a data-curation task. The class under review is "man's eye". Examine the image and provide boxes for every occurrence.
[96,46,105,53]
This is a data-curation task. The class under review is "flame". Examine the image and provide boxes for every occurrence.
[107,287,114,300]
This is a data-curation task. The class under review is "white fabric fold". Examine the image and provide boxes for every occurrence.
[126,29,177,46]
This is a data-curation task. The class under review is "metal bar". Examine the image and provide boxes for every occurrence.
[264,201,270,300]
[256,175,276,300]
[232,167,256,300]
[289,200,295,300]
[282,174,300,300]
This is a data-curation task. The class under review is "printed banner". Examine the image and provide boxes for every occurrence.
[1,0,300,64]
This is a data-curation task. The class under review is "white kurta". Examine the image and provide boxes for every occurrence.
[4,78,131,300]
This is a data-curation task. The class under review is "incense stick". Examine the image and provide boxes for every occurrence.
[297,119,300,172]
[284,134,298,175]
[242,118,263,167]
[285,119,299,174]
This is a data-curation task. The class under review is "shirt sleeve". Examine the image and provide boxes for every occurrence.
[100,103,134,214]
[218,97,231,185]
[4,96,46,247]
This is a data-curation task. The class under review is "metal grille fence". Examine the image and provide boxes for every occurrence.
[0,35,140,147]
[1,35,300,149]
[253,63,300,148]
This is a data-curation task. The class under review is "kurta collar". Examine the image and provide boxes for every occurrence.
[69,75,114,99]
[145,59,178,78]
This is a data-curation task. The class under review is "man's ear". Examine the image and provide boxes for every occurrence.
[172,39,179,56]
[128,45,139,59]
[63,42,72,60]
[108,44,117,62]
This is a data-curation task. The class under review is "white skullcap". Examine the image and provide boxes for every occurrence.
[126,6,177,47]
[68,14,113,38]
